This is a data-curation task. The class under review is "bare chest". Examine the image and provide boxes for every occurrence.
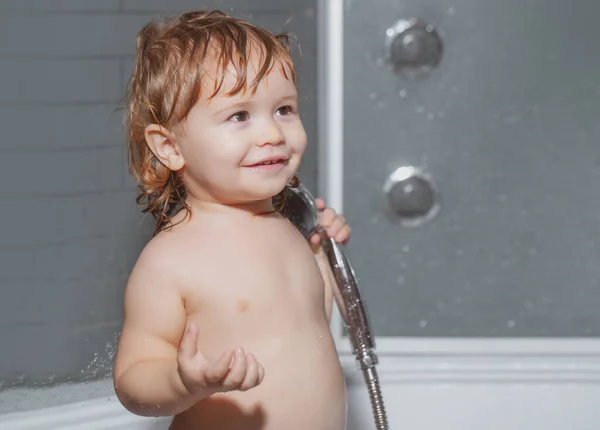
[182,220,327,337]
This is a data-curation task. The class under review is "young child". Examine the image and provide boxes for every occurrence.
[113,9,351,430]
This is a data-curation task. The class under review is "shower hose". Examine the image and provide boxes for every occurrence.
[320,233,390,430]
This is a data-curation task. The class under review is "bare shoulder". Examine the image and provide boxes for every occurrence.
[123,220,217,309]
[125,231,182,297]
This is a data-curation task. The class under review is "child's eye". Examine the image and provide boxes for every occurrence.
[276,105,295,116]
[228,111,249,122]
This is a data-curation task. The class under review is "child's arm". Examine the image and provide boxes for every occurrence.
[113,245,202,416]
[314,246,349,324]
[309,199,352,324]
[113,244,263,417]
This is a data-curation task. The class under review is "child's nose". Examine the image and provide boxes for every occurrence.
[258,120,284,146]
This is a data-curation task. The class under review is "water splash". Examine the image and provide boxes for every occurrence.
[83,332,119,379]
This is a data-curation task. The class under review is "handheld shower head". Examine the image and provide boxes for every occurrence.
[282,183,319,240]
[283,183,389,430]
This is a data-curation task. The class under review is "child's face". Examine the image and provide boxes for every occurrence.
[174,56,307,207]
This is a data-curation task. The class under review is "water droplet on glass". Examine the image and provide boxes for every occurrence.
[399,89,407,98]
[402,245,410,252]
[437,111,446,118]
[376,58,384,67]
[416,106,425,114]
[447,6,456,15]
[419,320,428,328]
[377,100,387,109]
[427,113,435,120]
[528,248,538,256]
[386,28,395,37]
[507,320,516,328]
[396,276,405,285]
[369,92,377,100]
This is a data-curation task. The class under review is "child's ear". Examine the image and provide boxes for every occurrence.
[144,124,185,171]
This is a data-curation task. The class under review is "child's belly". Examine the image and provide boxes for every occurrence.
[169,326,347,430]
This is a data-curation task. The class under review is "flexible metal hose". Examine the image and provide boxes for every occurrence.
[363,366,388,430]
[321,236,389,430]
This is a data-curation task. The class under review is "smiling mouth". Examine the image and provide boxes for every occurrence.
[247,158,289,167]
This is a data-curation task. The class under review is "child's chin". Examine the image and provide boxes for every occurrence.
[253,179,290,197]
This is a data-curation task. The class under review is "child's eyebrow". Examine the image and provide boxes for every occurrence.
[213,100,253,115]
[212,93,298,115]
[278,94,298,103]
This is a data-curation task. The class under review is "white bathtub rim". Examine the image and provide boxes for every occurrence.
[3,343,600,429]
[0,396,158,430]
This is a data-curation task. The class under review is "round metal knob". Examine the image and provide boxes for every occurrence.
[383,166,439,226]
[384,19,443,79]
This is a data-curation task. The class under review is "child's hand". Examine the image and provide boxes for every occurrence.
[309,198,351,247]
[177,323,264,395]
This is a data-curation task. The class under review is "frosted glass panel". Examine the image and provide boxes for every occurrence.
[343,0,600,336]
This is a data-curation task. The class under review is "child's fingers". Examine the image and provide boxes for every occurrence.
[326,215,346,236]
[222,348,247,390]
[315,198,326,210]
[205,349,235,384]
[257,361,265,384]
[318,208,337,228]
[309,233,322,246]
[238,354,260,391]
[334,225,351,244]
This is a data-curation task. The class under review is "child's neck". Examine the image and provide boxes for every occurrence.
[186,193,276,218]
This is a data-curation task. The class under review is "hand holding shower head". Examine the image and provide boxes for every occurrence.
[283,184,389,430]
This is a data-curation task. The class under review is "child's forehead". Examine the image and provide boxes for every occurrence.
[199,53,294,101]
[202,51,265,82]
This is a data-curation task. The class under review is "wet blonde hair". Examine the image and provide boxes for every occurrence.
[125,9,300,234]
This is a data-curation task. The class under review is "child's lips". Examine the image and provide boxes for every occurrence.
[245,158,290,172]
[245,156,289,167]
